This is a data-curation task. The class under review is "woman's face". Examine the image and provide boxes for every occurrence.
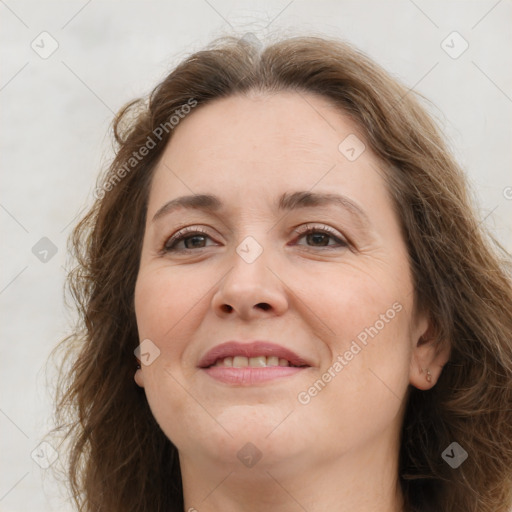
[134,91,431,472]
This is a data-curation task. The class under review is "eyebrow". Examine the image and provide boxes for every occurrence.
[151,191,371,229]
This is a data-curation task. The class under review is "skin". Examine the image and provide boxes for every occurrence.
[134,91,451,512]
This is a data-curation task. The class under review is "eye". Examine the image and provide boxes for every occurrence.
[161,223,349,255]
[293,224,349,249]
[162,227,217,253]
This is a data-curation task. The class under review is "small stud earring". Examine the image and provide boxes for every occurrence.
[421,367,432,383]
[135,358,141,370]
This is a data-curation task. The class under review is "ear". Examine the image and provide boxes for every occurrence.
[409,314,451,391]
[134,358,145,388]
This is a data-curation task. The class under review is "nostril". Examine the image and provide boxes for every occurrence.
[221,304,233,313]
[256,303,271,311]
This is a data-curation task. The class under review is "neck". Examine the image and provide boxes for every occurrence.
[180,426,405,512]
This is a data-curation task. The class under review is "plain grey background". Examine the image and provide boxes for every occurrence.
[1,1,511,511]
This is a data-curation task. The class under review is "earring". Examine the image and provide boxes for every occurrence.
[135,358,141,370]
[421,367,432,383]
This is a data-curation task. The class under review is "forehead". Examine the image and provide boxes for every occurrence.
[147,91,389,216]
[165,91,356,161]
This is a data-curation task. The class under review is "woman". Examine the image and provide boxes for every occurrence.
[49,35,512,512]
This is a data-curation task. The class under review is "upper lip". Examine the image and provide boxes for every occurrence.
[197,341,312,368]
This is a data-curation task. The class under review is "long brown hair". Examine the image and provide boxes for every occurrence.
[47,35,512,512]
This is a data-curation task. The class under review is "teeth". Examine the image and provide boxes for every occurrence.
[267,356,279,366]
[249,356,267,367]
[213,355,295,368]
[233,356,248,367]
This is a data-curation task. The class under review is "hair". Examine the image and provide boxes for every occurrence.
[47,34,512,512]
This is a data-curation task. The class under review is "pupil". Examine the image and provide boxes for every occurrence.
[308,233,328,246]
[186,235,205,249]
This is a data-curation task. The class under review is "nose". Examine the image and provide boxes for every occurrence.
[211,245,289,320]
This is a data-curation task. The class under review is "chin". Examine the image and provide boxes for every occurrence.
[200,406,311,464]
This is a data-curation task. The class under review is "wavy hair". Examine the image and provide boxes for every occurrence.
[47,35,512,512]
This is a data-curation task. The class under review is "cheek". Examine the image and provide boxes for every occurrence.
[134,268,208,448]
[310,260,410,347]
[134,266,209,342]
[305,266,412,421]
[293,332,410,458]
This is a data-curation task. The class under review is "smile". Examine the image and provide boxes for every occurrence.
[210,355,305,368]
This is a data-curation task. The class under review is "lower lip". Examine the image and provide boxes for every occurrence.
[201,366,307,385]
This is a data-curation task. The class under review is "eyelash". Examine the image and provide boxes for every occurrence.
[162,227,212,253]
[161,224,349,254]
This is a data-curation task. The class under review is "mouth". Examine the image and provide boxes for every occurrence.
[197,341,312,385]
[208,355,307,368]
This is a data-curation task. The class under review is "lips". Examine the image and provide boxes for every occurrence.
[197,341,311,369]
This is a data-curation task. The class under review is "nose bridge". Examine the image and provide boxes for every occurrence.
[228,233,272,294]
[212,232,288,318]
